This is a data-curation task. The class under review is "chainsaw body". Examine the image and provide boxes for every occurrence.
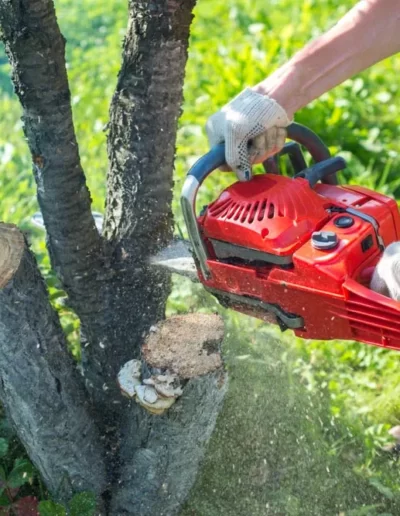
[181,123,400,350]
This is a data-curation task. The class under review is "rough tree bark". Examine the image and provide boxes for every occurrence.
[0,0,229,514]
[0,224,107,503]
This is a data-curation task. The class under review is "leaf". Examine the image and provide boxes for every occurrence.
[0,489,10,507]
[7,460,35,489]
[0,439,8,459]
[69,492,96,516]
[369,478,394,500]
[13,496,39,515]
[347,505,382,516]
[38,501,66,516]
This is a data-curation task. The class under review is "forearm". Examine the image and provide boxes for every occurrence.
[253,0,400,117]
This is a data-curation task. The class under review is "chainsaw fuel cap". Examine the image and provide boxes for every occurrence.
[311,231,339,250]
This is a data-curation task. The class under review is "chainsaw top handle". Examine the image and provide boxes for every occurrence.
[181,122,339,279]
[187,122,335,185]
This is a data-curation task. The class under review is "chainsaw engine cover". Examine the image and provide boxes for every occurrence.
[194,171,400,349]
[201,174,330,263]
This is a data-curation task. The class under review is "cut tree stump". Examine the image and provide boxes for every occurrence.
[113,313,228,516]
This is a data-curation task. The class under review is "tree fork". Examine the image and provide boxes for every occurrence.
[0,224,107,505]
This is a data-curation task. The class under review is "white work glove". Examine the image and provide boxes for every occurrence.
[370,242,400,301]
[206,88,291,181]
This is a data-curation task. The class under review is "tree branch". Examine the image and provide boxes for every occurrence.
[0,224,107,504]
[104,0,196,257]
[0,0,104,320]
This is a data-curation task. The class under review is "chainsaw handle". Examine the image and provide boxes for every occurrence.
[188,122,334,182]
[187,142,226,182]
[182,122,335,279]
[286,123,332,171]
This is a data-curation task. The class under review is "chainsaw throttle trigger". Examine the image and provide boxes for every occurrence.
[295,156,346,188]
[262,142,306,175]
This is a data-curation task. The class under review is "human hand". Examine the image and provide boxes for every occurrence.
[205,88,290,181]
[370,242,400,301]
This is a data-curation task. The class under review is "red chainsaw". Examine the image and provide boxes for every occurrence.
[154,123,400,351]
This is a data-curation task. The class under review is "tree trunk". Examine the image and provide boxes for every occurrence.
[0,0,230,513]
[85,0,198,402]
[74,0,198,419]
[0,224,107,504]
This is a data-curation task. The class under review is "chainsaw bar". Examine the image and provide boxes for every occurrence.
[149,238,199,282]
[149,240,303,330]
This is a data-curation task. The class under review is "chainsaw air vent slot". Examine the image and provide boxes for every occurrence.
[256,200,282,221]
[226,202,238,219]
[248,202,260,224]
[258,200,267,221]
[234,205,244,220]
[209,198,231,218]
[241,203,252,223]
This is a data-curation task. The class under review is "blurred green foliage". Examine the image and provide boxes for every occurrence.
[0,0,400,513]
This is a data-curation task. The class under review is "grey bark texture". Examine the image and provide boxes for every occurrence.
[0,224,107,505]
[112,372,228,516]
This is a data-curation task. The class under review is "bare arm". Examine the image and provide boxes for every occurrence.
[206,0,400,180]
[253,0,400,118]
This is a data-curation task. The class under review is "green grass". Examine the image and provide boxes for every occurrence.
[169,280,400,516]
[1,0,400,514]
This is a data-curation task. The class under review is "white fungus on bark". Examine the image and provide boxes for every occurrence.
[118,359,183,415]
[117,359,142,398]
